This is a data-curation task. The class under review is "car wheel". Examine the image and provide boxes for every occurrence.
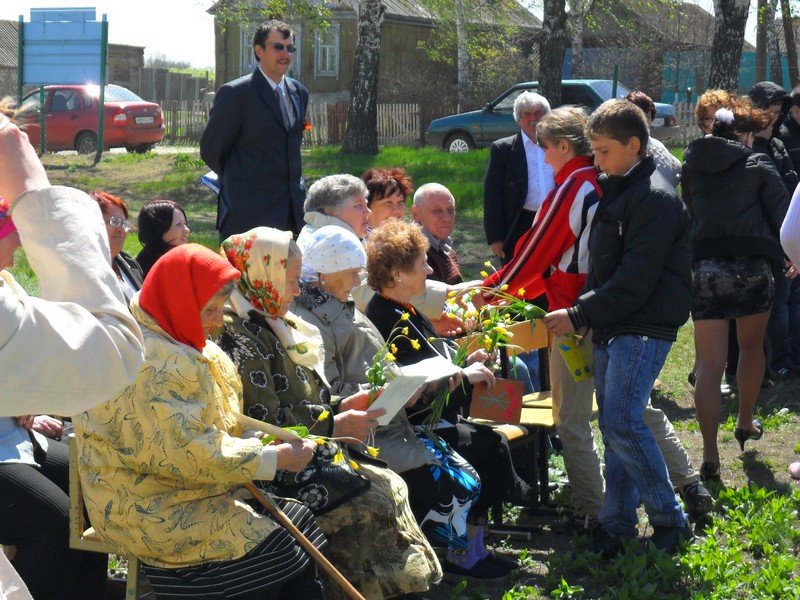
[75,131,98,155]
[445,133,474,153]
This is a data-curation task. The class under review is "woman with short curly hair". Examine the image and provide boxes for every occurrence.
[361,167,413,231]
[366,219,538,581]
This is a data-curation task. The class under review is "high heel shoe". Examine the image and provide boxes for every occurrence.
[699,461,720,484]
[734,419,763,451]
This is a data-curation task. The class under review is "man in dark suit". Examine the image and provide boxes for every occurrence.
[483,91,554,264]
[201,20,309,240]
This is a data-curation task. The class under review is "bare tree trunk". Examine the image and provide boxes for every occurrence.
[570,13,585,77]
[709,0,750,90]
[539,0,568,107]
[767,0,783,84]
[782,0,799,87]
[342,0,385,154]
[456,0,470,112]
[757,0,767,82]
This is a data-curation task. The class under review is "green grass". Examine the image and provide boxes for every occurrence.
[303,145,490,217]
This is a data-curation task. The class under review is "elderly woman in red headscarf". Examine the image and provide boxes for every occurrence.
[74,243,326,599]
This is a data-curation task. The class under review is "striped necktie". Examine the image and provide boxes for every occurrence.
[275,85,293,129]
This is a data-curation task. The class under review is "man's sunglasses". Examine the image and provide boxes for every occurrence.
[265,42,297,54]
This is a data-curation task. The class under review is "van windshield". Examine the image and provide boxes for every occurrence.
[591,81,631,100]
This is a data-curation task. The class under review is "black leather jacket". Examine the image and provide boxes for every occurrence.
[779,114,800,175]
[568,157,691,343]
[682,136,789,264]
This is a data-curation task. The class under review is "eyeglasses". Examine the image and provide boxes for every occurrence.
[265,42,297,54]
[106,216,131,232]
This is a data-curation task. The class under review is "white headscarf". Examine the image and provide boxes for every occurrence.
[299,225,366,284]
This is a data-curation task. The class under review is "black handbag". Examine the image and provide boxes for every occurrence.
[259,439,370,516]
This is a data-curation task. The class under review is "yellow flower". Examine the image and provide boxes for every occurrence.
[496,326,508,337]
[482,319,492,327]
[480,270,489,278]
[517,287,526,297]
[402,327,409,335]
[410,339,421,350]
[334,450,345,463]
[315,437,326,445]
[448,290,457,298]
[390,343,399,354]
[427,336,436,342]
[484,260,493,267]
[483,335,493,351]
[348,459,360,470]
[500,284,509,291]
[317,409,330,422]
[446,298,456,307]
[400,312,410,321]
[385,352,396,362]
[367,446,380,458]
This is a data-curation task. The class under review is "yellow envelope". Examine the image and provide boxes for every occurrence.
[557,337,594,382]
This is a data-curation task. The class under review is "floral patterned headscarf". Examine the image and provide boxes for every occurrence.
[221,227,325,374]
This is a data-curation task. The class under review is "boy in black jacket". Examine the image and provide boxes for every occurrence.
[543,99,692,556]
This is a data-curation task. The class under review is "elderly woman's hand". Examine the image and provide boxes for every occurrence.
[431,313,464,337]
[274,439,317,472]
[334,407,386,442]
[0,115,50,201]
[31,415,63,440]
[466,349,495,366]
[461,362,496,388]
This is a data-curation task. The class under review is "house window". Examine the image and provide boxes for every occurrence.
[240,26,258,76]
[314,24,339,77]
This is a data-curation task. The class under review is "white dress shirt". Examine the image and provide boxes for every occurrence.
[521,131,555,212]
[259,67,295,125]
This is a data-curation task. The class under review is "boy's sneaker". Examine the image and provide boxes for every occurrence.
[550,513,600,535]
[589,527,625,560]
[649,524,694,554]
[442,558,512,583]
[680,480,713,519]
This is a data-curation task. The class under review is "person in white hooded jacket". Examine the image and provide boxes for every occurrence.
[0,107,145,418]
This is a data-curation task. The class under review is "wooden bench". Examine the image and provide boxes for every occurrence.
[68,434,146,599]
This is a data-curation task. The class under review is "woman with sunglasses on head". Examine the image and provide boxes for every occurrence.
[90,191,144,302]
[135,198,190,279]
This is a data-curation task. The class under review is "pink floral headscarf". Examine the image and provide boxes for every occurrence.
[221,227,325,374]
[221,227,290,317]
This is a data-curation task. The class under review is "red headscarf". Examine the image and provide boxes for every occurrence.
[139,243,239,351]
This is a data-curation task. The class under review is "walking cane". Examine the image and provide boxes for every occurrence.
[234,414,366,600]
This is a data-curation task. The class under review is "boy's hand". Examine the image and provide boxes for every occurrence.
[543,309,576,336]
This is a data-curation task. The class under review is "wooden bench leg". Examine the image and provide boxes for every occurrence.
[126,556,140,599]
[537,427,549,505]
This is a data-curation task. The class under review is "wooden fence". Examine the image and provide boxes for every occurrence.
[673,102,699,147]
[158,100,422,147]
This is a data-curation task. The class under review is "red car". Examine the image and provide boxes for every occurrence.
[19,84,165,154]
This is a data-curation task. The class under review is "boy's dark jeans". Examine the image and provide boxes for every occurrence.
[593,335,688,539]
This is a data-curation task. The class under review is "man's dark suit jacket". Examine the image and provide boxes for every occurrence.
[201,68,309,240]
[483,133,533,264]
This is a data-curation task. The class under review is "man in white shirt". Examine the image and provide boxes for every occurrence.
[483,92,555,264]
[201,20,309,239]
